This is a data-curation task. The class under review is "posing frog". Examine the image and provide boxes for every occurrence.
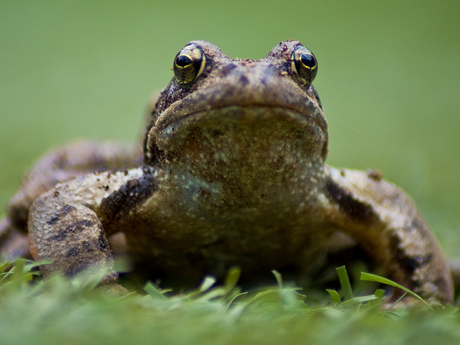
[0,40,453,303]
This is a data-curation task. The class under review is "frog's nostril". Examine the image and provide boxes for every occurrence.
[239,74,249,86]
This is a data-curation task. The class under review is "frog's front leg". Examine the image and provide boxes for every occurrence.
[8,140,140,233]
[28,168,147,286]
[323,167,453,304]
[1,140,140,260]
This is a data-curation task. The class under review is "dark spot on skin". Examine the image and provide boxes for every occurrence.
[199,188,211,199]
[239,74,249,86]
[97,233,109,252]
[412,218,423,230]
[260,65,278,86]
[367,170,383,181]
[401,218,431,240]
[410,218,431,240]
[397,251,432,274]
[100,169,157,221]
[48,232,66,242]
[67,220,94,233]
[65,247,79,257]
[324,178,376,222]
[47,205,77,225]
[49,220,94,242]
[47,216,60,226]
[408,254,433,269]
[389,234,432,285]
[61,205,77,216]
[219,63,237,77]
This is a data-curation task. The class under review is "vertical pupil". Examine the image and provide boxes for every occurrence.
[176,55,192,67]
[301,54,315,68]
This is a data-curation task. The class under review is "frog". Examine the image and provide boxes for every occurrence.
[0,40,453,303]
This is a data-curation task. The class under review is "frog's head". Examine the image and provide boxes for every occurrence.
[144,40,328,190]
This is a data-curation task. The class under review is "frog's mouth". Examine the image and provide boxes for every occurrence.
[153,103,328,165]
[156,98,325,136]
[158,103,322,133]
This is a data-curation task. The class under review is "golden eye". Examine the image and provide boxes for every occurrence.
[173,44,206,86]
[291,45,318,85]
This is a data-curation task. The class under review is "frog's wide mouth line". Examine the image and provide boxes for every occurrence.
[155,103,326,135]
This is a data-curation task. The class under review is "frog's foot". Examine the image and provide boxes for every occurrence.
[28,168,145,287]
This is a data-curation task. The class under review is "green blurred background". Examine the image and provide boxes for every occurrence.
[0,1,459,257]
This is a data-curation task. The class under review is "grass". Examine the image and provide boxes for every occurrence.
[1,260,460,345]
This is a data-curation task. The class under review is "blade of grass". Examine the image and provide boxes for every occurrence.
[360,272,429,307]
[271,270,283,289]
[224,267,241,294]
[339,295,380,308]
[0,261,10,273]
[144,282,168,300]
[199,276,217,292]
[326,289,342,304]
[336,266,353,300]
[387,292,408,310]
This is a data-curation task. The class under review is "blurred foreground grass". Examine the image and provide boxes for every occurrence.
[1,260,460,345]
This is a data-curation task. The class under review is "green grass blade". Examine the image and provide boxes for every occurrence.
[336,266,353,300]
[339,295,380,308]
[224,267,241,293]
[199,276,217,292]
[0,261,10,273]
[271,270,283,289]
[326,289,342,304]
[144,282,168,300]
[360,272,429,307]
[374,289,385,299]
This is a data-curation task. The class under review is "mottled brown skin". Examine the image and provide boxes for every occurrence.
[0,40,453,303]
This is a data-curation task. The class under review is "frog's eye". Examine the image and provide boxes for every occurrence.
[173,44,206,86]
[291,45,318,85]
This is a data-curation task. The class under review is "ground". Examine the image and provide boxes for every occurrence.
[1,260,460,345]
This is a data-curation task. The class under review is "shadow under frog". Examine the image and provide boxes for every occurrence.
[0,40,453,303]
